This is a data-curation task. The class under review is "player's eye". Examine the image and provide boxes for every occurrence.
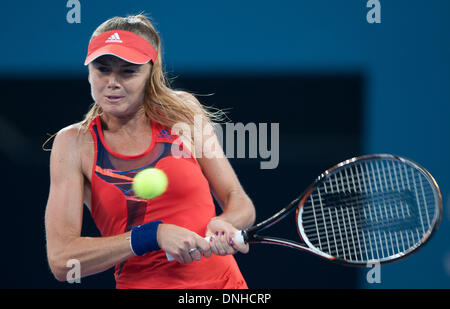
[97,66,111,73]
[123,69,137,74]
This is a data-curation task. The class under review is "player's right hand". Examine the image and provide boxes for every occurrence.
[157,223,212,264]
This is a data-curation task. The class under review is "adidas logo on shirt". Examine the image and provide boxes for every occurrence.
[105,32,122,43]
[157,129,174,139]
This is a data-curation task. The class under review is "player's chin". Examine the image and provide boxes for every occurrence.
[100,101,134,116]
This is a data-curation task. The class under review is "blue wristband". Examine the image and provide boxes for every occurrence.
[130,220,163,256]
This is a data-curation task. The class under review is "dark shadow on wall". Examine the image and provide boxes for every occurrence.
[0,72,363,288]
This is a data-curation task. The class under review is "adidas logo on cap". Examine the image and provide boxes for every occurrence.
[105,32,122,43]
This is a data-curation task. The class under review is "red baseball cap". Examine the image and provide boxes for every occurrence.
[84,30,157,65]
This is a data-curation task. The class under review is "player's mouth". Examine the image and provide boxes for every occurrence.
[105,95,125,103]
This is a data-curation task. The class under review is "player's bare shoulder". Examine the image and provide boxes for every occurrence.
[51,123,94,172]
[53,123,90,152]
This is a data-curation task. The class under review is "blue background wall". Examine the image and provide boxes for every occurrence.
[1,0,448,288]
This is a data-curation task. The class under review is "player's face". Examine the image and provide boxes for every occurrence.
[88,55,151,117]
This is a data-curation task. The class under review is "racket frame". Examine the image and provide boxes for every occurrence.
[242,154,443,266]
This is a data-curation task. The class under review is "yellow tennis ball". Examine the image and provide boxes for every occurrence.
[132,168,168,199]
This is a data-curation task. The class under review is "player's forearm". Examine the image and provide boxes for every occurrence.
[218,190,256,230]
[49,232,133,282]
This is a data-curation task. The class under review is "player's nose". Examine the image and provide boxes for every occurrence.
[106,72,121,89]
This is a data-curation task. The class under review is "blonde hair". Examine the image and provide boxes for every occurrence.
[43,14,226,151]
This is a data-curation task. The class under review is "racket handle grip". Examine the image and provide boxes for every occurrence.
[165,230,244,261]
[234,230,245,244]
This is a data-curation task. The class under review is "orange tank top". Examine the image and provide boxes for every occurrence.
[88,115,247,288]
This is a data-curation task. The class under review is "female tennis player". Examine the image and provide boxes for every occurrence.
[44,14,255,289]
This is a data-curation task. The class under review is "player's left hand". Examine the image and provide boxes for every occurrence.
[206,217,249,256]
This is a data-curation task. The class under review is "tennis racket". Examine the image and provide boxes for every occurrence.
[167,154,442,265]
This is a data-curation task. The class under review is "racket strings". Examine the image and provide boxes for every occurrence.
[305,220,423,261]
[301,175,436,235]
[301,189,437,236]
[300,158,439,263]
[300,189,436,227]
[303,160,437,228]
[307,230,405,262]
